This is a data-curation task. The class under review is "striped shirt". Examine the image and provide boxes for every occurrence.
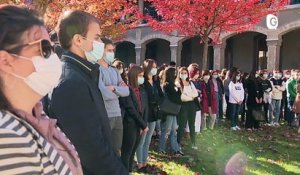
[0,110,72,175]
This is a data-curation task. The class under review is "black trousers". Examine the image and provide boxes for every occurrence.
[121,120,141,172]
[280,97,288,121]
[263,102,269,123]
[218,95,224,119]
[245,105,260,129]
[225,95,230,120]
[177,101,196,145]
[286,100,295,126]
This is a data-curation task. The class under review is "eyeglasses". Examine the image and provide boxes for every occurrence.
[6,39,53,58]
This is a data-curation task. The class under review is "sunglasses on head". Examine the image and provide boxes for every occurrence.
[6,39,53,58]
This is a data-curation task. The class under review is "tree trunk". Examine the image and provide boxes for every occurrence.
[202,36,209,70]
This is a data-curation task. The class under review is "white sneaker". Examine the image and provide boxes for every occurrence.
[192,145,198,150]
[274,123,280,126]
[231,127,237,131]
[235,126,241,130]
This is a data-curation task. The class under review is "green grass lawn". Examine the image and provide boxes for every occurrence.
[133,122,300,175]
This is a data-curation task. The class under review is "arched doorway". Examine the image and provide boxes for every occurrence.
[181,36,214,69]
[225,32,267,72]
[280,28,300,70]
[145,39,170,66]
[115,41,136,67]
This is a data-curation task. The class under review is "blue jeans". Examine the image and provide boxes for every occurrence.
[136,121,155,164]
[229,103,241,127]
[269,99,281,123]
[158,115,180,152]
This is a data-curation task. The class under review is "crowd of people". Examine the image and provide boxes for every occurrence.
[0,4,299,175]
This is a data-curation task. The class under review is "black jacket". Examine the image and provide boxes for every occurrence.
[120,87,148,129]
[143,80,163,122]
[216,77,224,95]
[164,82,182,104]
[48,51,128,175]
[246,78,263,107]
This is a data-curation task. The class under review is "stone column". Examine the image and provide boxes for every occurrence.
[213,43,226,70]
[135,44,146,65]
[266,39,281,71]
[138,0,144,12]
[170,43,182,66]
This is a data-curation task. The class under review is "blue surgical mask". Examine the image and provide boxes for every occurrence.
[150,68,157,76]
[81,37,104,64]
[138,77,145,85]
[104,52,115,64]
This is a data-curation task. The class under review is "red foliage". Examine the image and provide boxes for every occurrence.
[0,0,142,39]
[144,0,289,43]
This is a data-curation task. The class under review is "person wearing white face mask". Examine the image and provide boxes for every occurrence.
[119,66,148,173]
[260,70,272,124]
[48,10,128,175]
[280,70,291,122]
[112,60,127,83]
[269,70,285,126]
[212,70,225,120]
[200,70,218,131]
[137,59,164,171]
[286,70,299,127]
[228,72,245,131]
[175,67,198,150]
[0,5,83,175]
[97,38,129,156]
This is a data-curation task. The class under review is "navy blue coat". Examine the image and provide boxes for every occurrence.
[49,51,128,175]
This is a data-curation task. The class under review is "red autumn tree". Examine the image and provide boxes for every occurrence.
[1,0,140,39]
[144,0,289,69]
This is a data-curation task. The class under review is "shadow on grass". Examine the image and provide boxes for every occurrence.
[137,122,300,175]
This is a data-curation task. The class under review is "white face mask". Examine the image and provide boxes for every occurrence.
[213,75,218,79]
[138,77,144,85]
[103,52,115,65]
[118,68,124,74]
[82,38,105,64]
[263,74,268,79]
[204,75,210,81]
[10,53,62,96]
[180,74,188,80]
[236,76,241,81]
[150,68,157,76]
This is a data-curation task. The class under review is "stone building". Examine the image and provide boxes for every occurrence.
[115,1,300,72]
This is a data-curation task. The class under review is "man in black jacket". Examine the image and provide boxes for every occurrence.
[48,10,128,175]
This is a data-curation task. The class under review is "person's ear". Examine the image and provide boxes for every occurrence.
[72,34,84,48]
[0,51,15,73]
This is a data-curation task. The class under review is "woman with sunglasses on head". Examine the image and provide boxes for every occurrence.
[0,5,82,175]
[176,67,198,150]
[119,66,148,173]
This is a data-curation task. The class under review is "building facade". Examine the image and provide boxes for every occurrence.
[115,1,300,72]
